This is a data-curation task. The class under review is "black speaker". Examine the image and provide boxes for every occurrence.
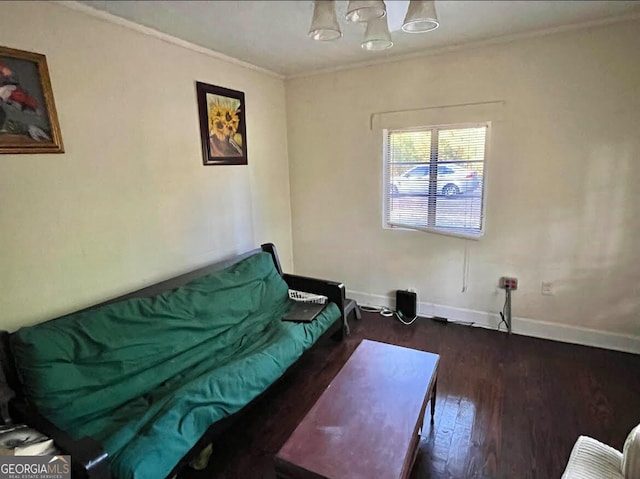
[396,290,417,318]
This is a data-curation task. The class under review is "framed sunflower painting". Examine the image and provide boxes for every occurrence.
[196,82,247,165]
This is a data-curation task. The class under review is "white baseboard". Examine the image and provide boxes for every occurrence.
[348,290,640,355]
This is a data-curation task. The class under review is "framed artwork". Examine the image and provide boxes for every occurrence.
[196,81,247,166]
[0,46,64,154]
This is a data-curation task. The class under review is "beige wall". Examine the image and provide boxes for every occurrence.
[286,20,640,339]
[0,2,292,331]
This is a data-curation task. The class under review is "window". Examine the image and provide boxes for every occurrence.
[384,124,488,238]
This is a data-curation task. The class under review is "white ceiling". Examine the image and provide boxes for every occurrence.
[79,1,640,77]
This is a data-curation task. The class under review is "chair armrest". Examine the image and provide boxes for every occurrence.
[282,274,346,314]
[10,400,111,479]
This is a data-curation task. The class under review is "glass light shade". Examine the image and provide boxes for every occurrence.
[346,0,386,23]
[362,16,393,51]
[402,0,439,33]
[309,0,342,41]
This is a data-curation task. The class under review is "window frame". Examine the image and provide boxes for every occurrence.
[382,122,490,240]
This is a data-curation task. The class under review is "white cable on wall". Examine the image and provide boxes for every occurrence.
[462,240,470,293]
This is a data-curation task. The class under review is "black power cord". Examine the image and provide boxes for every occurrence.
[497,288,512,333]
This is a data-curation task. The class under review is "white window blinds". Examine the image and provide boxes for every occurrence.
[384,124,488,238]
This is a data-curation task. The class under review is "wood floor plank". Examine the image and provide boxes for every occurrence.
[180,312,640,479]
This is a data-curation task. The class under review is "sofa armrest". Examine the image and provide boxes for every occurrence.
[282,274,346,313]
[561,435,624,479]
[10,400,111,479]
[283,274,347,339]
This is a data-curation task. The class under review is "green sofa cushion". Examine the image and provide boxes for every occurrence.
[11,252,341,479]
[108,305,338,479]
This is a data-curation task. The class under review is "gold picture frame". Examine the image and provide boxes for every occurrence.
[0,45,64,154]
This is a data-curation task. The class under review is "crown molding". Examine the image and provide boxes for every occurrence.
[54,1,285,80]
[287,12,640,80]
[52,1,640,82]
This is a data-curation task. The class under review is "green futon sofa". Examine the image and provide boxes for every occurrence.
[0,244,345,479]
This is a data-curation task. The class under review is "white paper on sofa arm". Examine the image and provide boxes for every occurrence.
[562,435,624,479]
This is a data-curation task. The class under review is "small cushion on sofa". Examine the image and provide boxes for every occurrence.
[623,424,640,479]
[561,435,623,479]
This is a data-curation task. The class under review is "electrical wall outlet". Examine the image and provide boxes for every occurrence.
[499,276,518,290]
[541,281,553,295]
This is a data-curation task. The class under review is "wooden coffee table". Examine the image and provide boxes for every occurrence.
[275,339,439,479]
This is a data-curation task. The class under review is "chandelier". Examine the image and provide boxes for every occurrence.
[309,0,439,51]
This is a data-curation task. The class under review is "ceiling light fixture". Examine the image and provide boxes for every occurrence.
[345,1,386,23]
[309,0,342,41]
[362,16,393,51]
[402,0,439,33]
[309,0,440,51]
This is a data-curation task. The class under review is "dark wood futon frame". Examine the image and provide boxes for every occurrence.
[0,243,348,479]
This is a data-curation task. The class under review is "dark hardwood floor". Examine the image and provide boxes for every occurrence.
[180,312,640,479]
